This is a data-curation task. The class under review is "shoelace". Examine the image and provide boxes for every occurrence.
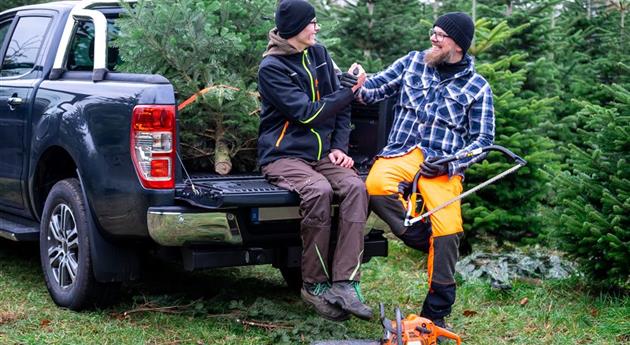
[310,282,330,296]
[351,281,365,303]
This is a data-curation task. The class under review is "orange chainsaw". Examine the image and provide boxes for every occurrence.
[380,304,461,345]
[311,304,461,345]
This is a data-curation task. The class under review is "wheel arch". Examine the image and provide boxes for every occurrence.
[31,146,78,221]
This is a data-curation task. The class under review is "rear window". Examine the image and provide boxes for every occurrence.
[66,18,120,71]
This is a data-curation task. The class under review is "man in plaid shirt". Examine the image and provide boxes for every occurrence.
[344,12,495,330]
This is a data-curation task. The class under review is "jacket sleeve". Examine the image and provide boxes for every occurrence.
[449,83,495,176]
[329,55,352,153]
[358,52,411,104]
[258,62,354,127]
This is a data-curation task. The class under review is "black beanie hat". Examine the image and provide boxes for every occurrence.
[275,0,316,39]
[434,12,474,54]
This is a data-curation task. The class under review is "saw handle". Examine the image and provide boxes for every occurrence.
[405,145,526,225]
[431,145,527,166]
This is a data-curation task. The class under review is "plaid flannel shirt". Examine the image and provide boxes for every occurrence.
[359,50,495,177]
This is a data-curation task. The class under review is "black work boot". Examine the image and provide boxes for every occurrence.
[324,281,373,320]
[301,283,350,321]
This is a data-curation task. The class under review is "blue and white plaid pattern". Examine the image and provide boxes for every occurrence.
[359,50,495,177]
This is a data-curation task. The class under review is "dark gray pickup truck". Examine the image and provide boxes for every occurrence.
[0,0,389,310]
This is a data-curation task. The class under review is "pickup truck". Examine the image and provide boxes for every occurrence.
[0,0,390,310]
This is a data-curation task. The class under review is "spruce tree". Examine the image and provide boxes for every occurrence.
[328,0,429,71]
[0,0,46,12]
[547,84,629,288]
[462,19,558,244]
[115,0,275,174]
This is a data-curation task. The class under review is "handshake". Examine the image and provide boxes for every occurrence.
[341,63,366,93]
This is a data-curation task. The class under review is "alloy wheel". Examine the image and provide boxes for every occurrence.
[46,203,80,289]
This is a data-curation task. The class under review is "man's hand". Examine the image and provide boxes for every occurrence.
[347,63,366,93]
[340,72,358,88]
[329,149,354,168]
[419,156,449,178]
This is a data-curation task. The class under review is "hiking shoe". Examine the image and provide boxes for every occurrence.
[301,283,350,322]
[324,281,373,320]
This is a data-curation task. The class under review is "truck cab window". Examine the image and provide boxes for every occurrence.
[67,19,120,72]
[0,16,51,78]
[0,20,12,48]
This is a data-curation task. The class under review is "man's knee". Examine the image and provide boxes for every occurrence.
[303,177,333,197]
[397,221,432,252]
[365,170,393,196]
[343,175,367,196]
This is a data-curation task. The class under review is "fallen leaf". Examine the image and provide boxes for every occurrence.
[0,312,21,325]
[462,310,478,317]
[40,319,51,327]
[590,308,599,317]
[519,297,529,306]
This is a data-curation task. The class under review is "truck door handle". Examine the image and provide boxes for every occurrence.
[8,96,24,106]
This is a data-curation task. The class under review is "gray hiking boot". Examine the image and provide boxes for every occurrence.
[324,281,373,320]
[301,282,350,322]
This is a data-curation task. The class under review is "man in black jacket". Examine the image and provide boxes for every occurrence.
[257,0,372,321]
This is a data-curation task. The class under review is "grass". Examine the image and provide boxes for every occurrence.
[0,238,628,345]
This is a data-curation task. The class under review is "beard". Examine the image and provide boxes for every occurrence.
[424,46,455,67]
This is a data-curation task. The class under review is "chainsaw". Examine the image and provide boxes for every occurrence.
[311,304,461,345]
[380,304,461,345]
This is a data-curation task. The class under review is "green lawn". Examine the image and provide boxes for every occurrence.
[0,239,628,345]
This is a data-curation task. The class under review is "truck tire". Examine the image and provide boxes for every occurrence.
[279,266,302,292]
[39,178,118,310]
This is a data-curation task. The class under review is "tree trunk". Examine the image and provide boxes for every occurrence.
[213,117,232,175]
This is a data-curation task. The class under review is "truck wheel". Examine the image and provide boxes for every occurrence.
[279,266,302,292]
[39,178,117,310]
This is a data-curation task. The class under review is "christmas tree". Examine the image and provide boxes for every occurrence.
[115,0,275,174]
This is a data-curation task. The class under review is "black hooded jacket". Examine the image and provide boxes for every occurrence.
[257,30,354,166]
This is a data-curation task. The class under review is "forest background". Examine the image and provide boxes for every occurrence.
[2,0,627,291]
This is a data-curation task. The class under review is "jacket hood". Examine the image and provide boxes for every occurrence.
[263,28,301,57]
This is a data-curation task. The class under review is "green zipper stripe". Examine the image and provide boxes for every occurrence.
[311,128,322,160]
[302,51,316,101]
[349,249,364,281]
[303,50,322,160]
[301,103,325,124]
[315,244,330,280]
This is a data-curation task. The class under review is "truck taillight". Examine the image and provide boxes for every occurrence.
[131,105,176,189]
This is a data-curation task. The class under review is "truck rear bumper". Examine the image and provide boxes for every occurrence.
[147,205,382,247]
[147,206,242,247]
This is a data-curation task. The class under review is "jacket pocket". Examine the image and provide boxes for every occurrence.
[438,92,471,129]
[402,73,429,108]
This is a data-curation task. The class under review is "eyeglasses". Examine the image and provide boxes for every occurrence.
[310,20,319,29]
[429,28,449,42]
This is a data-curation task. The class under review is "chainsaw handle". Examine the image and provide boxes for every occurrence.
[433,325,462,345]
